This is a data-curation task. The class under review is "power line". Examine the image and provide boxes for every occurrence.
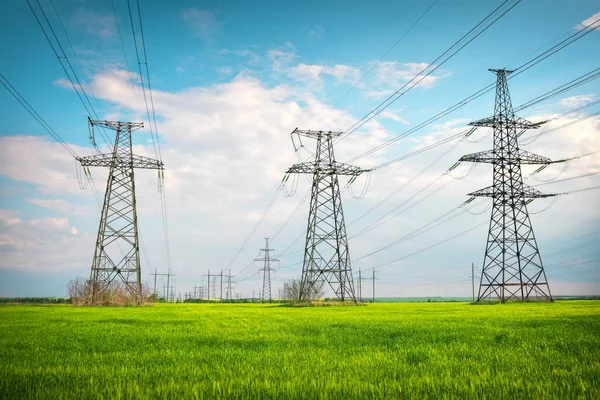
[226,182,285,271]
[110,0,142,114]
[25,0,112,149]
[343,16,600,164]
[337,0,522,144]
[363,221,488,272]
[532,171,600,188]
[308,0,440,130]
[125,0,172,273]
[0,73,77,158]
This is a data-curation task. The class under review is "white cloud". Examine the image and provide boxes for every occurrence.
[308,25,325,39]
[286,63,360,87]
[182,8,219,41]
[267,43,297,71]
[27,198,91,216]
[558,94,597,108]
[0,214,91,273]
[0,69,393,278]
[0,136,99,197]
[0,209,21,226]
[575,11,600,30]
[72,8,117,38]
[29,217,70,232]
[380,110,410,125]
[1,63,598,297]
[372,62,449,90]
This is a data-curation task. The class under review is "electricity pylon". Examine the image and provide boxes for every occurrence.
[287,128,369,302]
[460,69,556,303]
[256,238,278,302]
[77,119,163,304]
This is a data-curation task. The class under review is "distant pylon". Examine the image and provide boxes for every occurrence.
[77,119,163,304]
[256,238,278,302]
[460,69,556,303]
[286,128,369,302]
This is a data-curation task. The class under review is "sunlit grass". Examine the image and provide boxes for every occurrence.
[1,301,599,399]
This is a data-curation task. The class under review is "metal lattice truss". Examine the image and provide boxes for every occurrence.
[77,120,162,304]
[256,238,278,302]
[460,69,554,303]
[460,149,552,165]
[287,129,368,302]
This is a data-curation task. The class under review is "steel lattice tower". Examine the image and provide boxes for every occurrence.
[460,69,556,302]
[287,129,368,302]
[256,238,278,302]
[77,119,163,304]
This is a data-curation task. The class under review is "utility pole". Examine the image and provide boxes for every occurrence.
[459,69,556,303]
[372,269,376,303]
[77,118,164,305]
[358,268,362,302]
[150,269,174,301]
[203,270,212,301]
[286,129,369,302]
[255,238,278,302]
[472,262,475,302]
[153,269,157,297]
[227,269,232,300]
[220,270,224,301]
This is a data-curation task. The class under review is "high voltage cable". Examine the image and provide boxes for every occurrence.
[544,240,600,258]
[542,230,600,249]
[25,0,112,149]
[336,0,522,144]
[271,188,310,242]
[366,66,600,172]
[362,221,488,273]
[351,163,598,272]
[308,0,440,130]
[125,0,172,272]
[226,183,285,271]
[348,104,599,246]
[343,17,600,164]
[0,73,77,158]
[354,199,476,262]
[110,0,142,115]
[269,177,357,260]
[126,0,160,161]
[348,128,477,232]
[521,109,600,145]
[233,15,599,277]
[514,68,600,112]
[47,0,106,122]
[532,171,600,187]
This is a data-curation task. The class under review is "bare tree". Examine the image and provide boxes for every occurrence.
[67,277,154,307]
[282,278,326,304]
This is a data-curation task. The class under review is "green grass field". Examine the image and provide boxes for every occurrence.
[1,301,599,399]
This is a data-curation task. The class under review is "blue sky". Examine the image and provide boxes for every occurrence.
[0,0,599,298]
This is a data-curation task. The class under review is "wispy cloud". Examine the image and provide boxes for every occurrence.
[558,94,597,108]
[267,43,297,71]
[72,8,117,38]
[575,11,600,30]
[308,25,325,39]
[182,8,220,41]
[286,63,360,87]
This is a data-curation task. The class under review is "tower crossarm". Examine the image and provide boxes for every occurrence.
[287,161,368,176]
[77,154,164,170]
[460,149,552,164]
[89,119,144,132]
[468,184,557,198]
[468,116,546,130]
[292,128,342,140]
